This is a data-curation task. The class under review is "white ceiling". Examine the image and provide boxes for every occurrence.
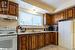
[40,0,71,8]
[40,0,75,13]
[54,0,75,12]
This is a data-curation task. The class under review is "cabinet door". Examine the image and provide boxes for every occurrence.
[60,12,64,20]
[53,15,56,24]
[0,1,3,14]
[18,35,27,50]
[31,34,37,49]
[28,34,41,49]
[38,34,45,48]
[44,13,53,25]
[28,35,32,50]
[0,0,8,14]
[50,32,57,45]
[46,16,51,25]
[65,10,68,19]
[8,1,18,16]
[44,33,50,45]
[53,14,59,24]
[35,34,39,49]
[73,7,75,18]
[63,11,66,19]
[67,8,73,18]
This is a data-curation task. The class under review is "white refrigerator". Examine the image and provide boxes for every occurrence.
[58,20,75,50]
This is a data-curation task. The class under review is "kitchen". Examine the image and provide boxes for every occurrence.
[0,0,75,50]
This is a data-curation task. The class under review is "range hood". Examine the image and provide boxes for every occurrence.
[0,14,17,20]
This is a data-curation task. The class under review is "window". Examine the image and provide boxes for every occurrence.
[18,11,43,26]
[33,15,43,26]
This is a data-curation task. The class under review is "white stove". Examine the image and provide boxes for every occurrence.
[0,27,17,35]
[0,27,17,50]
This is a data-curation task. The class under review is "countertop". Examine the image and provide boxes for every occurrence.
[18,31,58,35]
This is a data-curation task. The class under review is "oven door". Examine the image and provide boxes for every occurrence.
[0,35,17,50]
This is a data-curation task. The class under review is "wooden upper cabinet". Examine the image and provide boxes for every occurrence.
[43,7,75,25]
[63,11,66,19]
[60,12,64,20]
[73,7,75,18]
[53,15,56,24]
[60,8,73,20]
[44,13,54,25]
[67,8,73,18]
[65,10,68,19]
[0,0,8,14]
[57,13,63,20]
[53,7,75,24]
[53,14,59,24]
[0,0,18,16]
[8,1,18,16]
[53,12,65,24]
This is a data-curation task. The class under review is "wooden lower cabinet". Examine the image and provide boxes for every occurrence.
[18,35,28,50]
[44,32,58,45]
[29,34,37,50]
[50,32,58,45]
[28,35,32,50]
[44,33,51,45]
[18,32,58,50]
[38,33,45,48]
